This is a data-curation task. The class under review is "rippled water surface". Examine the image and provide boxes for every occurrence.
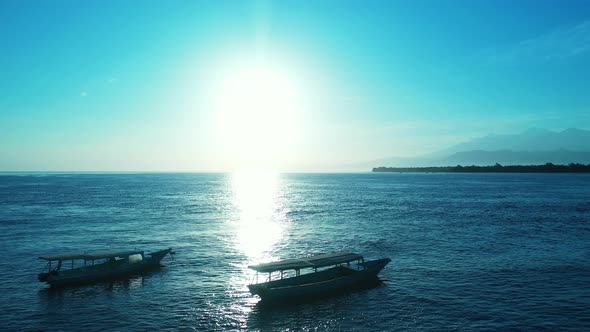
[1,173,589,331]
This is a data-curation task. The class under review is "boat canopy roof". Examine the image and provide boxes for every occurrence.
[39,250,143,261]
[248,252,363,273]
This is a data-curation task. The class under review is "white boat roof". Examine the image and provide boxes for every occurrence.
[248,252,363,273]
[39,250,143,261]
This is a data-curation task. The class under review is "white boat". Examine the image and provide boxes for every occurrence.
[247,252,391,302]
[38,248,173,287]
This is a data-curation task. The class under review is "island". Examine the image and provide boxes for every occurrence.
[372,163,590,173]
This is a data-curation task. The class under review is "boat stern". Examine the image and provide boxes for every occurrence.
[38,272,50,282]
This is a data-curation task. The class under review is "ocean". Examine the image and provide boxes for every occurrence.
[0,173,589,331]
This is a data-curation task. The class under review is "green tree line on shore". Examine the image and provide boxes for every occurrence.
[372,163,590,173]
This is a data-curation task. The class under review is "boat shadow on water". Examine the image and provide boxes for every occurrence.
[247,279,388,328]
[38,265,168,296]
[253,277,386,310]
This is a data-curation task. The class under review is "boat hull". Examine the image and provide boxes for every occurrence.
[248,258,391,302]
[40,248,172,287]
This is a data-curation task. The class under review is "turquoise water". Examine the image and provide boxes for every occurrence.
[1,173,589,331]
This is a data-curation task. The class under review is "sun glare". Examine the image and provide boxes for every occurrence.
[211,62,303,170]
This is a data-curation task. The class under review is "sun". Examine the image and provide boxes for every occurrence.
[211,61,303,170]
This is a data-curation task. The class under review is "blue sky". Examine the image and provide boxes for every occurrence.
[1,0,589,171]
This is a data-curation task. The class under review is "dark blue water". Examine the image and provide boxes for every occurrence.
[1,173,589,331]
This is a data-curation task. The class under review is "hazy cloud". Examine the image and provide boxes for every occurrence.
[489,20,590,63]
[108,77,118,83]
[80,91,88,97]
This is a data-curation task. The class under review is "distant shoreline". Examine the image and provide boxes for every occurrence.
[372,163,590,173]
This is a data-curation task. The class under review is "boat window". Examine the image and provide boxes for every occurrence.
[281,270,297,279]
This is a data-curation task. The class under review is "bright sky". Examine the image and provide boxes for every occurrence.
[1,1,589,171]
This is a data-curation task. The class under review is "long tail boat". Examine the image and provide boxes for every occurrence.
[248,252,390,302]
[38,248,173,287]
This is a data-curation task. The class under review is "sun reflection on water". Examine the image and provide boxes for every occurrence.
[230,170,288,263]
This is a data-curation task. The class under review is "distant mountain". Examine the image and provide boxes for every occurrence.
[438,128,590,155]
[373,128,590,168]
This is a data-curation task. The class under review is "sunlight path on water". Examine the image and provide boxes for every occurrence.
[230,170,290,261]
[224,170,293,318]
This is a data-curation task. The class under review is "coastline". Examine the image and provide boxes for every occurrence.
[372,163,590,173]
